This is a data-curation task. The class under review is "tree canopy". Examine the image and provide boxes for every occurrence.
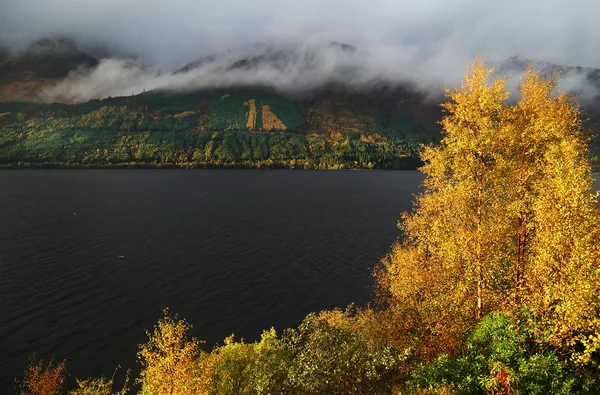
[377,56,600,365]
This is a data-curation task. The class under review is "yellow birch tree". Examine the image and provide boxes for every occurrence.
[377,56,600,363]
[137,309,215,395]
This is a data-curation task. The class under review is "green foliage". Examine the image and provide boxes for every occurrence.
[283,313,402,394]
[205,310,404,394]
[0,88,431,169]
[381,111,435,153]
[405,313,600,395]
[209,329,292,394]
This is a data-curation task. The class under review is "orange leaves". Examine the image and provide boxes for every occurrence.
[359,133,385,144]
[329,130,343,140]
[261,104,286,131]
[19,358,66,395]
[243,99,257,130]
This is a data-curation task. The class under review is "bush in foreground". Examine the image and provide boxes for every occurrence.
[404,312,600,394]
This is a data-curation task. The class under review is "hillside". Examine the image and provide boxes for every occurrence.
[0,38,98,103]
[0,87,434,169]
[0,40,438,170]
[3,39,600,169]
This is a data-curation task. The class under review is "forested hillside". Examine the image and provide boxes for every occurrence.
[0,88,434,169]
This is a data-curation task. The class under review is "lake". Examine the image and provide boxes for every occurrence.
[0,169,424,392]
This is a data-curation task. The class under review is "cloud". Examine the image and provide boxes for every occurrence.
[3,0,600,67]
[42,43,428,102]
[4,0,600,101]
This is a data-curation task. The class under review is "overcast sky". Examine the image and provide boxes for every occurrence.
[2,0,599,101]
[1,0,599,69]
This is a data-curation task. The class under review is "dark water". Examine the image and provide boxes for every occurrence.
[0,169,424,392]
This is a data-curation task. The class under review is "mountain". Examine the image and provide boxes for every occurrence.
[0,39,440,169]
[0,87,432,169]
[0,38,98,102]
[177,42,357,75]
[1,39,599,169]
[176,41,442,143]
[496,55,600,99]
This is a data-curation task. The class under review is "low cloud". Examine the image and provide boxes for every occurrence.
[2,0,598,102]
[42,42,454,102]
[41,42,600,104]
[3,1,600,71]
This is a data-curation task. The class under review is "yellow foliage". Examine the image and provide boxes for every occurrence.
[377,56,600,362]
[392,384,459,395]
[244,99,257,130]
[316,305,415,373]
[69,374,130,395]
[209,328,289,394]
[137,308,214,395]
[173,111,195,119]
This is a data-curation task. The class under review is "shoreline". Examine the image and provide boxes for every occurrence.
[0,161,423,170]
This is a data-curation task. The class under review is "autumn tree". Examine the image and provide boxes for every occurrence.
[137,309,215,395]
[209,329,291,394]
[515,71,600,360]
[19,358,66,395]
[377,56,600,363]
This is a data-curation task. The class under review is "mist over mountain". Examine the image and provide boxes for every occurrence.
[496,55,600,97]
[5,36,600,169]
[3,4,600,393]
[1,31,600,112]
[2,37,599,108]
[41,40,437,103]
[3,0,600,88]
[2,0,600,157]
[0,38,98,102]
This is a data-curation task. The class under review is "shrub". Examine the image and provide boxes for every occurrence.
[405,312,600,394]
[19,358,66,395]
[209,328,291,394]
[284,312,402,394]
